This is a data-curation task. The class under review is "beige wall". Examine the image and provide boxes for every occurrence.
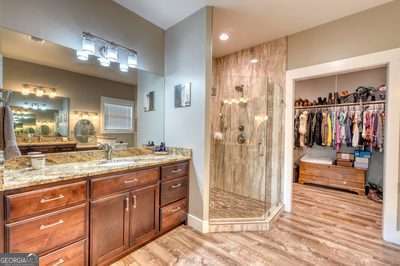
[0,0,164,74]
[4,58,137,146]
[295,67,387,101]
[165,7,213,221]
[288,0,400,70]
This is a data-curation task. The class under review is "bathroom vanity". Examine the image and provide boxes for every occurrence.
[0,157,190,266]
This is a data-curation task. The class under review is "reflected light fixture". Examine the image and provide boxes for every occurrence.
[219,33,230,41]
[250,58,259,64]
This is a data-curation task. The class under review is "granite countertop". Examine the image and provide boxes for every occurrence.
[2,154,190,192]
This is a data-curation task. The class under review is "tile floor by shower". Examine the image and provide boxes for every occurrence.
[209,187,268,219]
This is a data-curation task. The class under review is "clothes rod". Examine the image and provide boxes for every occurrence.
[294,100,385,110]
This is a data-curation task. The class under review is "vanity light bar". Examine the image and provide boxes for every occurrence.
[76,32,138,72]
[21,84,57,98]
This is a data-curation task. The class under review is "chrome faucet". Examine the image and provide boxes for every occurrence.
[99,143,113,160]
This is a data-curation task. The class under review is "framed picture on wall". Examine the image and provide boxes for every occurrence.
[174,83,191,108]
[144,91,155,112]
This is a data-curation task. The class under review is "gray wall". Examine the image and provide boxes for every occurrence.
[165,7,213,220]
[288,0,400,70]
[0,0,164,75]
[137,70,165,146]
[4,58,137,146]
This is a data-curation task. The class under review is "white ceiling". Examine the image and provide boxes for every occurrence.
[114,0,391,57]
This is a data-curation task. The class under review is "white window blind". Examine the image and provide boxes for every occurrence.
[101,97,134,133]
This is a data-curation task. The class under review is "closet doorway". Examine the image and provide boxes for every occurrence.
[292,67,386,241]
[283,48,400,245]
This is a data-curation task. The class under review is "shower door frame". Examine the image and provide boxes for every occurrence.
[283,48,400,245]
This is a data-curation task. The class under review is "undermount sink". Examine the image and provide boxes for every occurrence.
[95,159,135,167]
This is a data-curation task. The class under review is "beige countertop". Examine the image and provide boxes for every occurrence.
[2,154,190,192]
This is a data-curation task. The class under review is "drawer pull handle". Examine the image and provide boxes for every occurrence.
[171,169,183,174]
[40,219,64,230]
[51,258,65,266]
[124,178,138,184]
[170,206,181,213]
[171,183,182,189]
[125,196,129,212]
[133,195,137,209]
[40,194,64,203]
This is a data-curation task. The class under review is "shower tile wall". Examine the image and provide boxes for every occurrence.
[210,38,287,214]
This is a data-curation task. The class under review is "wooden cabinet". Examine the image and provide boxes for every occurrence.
[90,193,130,266]
[1,160,190,266]
[6,181,87,222]
[39,239,87,266]
[130,184,159,247]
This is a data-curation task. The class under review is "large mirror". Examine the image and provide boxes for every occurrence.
[0,26,165,155]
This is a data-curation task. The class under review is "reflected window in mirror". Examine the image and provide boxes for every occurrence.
[101,96,135,134]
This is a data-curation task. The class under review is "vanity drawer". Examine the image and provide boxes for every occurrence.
[160,199,187,232]
[6,204,87,255]
[40,239,87,266]
[6,181,87,222]
[91,168,159,199]
[161,162,189,181]
[161,176,188,206]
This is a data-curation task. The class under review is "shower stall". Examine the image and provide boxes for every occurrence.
[209,38,287,231]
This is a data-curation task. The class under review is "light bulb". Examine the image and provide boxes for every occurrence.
[105,46,118,62]
[219,33,230,41]
[119,64,129,72]
[49,88,57,98]
[98,57,110,67]
[76,50,89,61]
[22,84,30,95]
[35,88,44,97]
[250,58,258,64]
[128,52,138,68]
[82,36,95,55]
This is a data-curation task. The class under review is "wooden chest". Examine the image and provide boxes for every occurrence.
[299,162,366,195]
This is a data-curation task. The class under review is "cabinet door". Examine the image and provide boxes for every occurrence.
[90,193,129,266]
[130,184,159,246]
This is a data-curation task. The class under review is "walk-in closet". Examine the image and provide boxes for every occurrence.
[293,66,386,218]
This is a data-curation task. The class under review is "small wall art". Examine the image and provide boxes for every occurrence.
[174,83,191,108]
[144,91,155,112]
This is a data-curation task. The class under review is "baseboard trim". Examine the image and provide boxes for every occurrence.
[187,214,209,233]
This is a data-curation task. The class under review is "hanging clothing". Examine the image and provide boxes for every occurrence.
[345,113,353,146]
[327,113,332,146]
[306,112,315,147]
[294,113,300,147]
[321,112,328,146]
[314,112,323,146]
[352,111,361,148]
[299,111,308,147]
[376,112,385,152]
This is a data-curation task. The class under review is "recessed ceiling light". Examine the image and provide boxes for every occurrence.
[219,33,230,41]
[250,58,259,64]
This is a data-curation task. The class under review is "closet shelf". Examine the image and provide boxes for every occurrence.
[294,100,385,110]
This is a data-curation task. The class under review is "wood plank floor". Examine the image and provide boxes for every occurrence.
[113,184,400,266]
[209,187,267,219]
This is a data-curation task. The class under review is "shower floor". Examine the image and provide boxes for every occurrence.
[210,188,268,219]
